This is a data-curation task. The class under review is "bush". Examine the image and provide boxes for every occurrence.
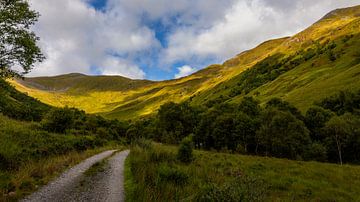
[177,135,194,163]
[42,107,76,133]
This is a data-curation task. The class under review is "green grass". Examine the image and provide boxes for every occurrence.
[124,155,136,202]
[0,114,125,201]
[126,142,360,201]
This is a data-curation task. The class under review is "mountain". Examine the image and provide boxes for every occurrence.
[11,5,360,120]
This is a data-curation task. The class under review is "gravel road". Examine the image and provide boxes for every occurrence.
[21,149,130,202]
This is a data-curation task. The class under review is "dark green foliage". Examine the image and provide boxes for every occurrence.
[266,98,304,120]
[156,102,201,143]
[40,106,129,141]
[323,113,360,164]
[0,79,50,121]
[177,135,194,163]
[327,50,337,61]
[126,118,160,143]
[238,96,261,117]
[303,48,316,61]
[130,90,360,164]
[42,107,77,133]
[305,106,334,140]
[0,118,100,171]
[256,109,310,159]
[318,90,360,115]
[0,0,44,78]
[305,142,327,162]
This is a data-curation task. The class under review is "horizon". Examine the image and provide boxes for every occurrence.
[27,1,360,81]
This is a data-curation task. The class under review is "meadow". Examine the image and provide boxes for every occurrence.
[126,142,360,201]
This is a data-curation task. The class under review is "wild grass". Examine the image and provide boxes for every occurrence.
[0,114,125,201]
[126,142,360,201]
[0,145,123,201]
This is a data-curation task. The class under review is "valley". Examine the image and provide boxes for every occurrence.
[11,5,360,120]
[1,3,360,202]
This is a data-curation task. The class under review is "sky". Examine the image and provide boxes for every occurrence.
[27,0,360,80]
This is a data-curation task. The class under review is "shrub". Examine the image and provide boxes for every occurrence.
[177,135,194,163]
[42,107,76,133]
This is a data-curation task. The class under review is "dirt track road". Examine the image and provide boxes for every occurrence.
[21,150,130,202]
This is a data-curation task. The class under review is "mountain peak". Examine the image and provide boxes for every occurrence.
[321,5,360,21]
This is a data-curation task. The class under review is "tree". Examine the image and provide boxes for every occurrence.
[0,0,44,78]
[305,106,333,140]
[256,108,311,159]
[323,113,360,165]
[42,107,76,133]
[266,98,304,120]
[157,102,200,143]
[319,90,360,115]
[211,113,237,151]
[234,112,260,153]
[238,96,261,117]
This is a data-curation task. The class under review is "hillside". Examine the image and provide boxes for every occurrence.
[12,5,360,119]
[0,79,50,121]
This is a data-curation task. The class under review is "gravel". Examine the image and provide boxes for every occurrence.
[21,149,130,202]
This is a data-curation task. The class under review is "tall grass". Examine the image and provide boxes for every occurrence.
[0,114,123,200]
[126,142,360,201]
[126,141,267,201]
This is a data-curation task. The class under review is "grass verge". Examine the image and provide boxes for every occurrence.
[124,154,136,202]
[0,144,125,201]
[127,141,360,201]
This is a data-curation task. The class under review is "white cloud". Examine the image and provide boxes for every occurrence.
[28,0,157,79]
[174,65,196,79]
[99,57,145,79]
[26,0,360,79]
[162,0,360,65]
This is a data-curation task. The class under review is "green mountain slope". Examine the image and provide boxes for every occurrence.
[17,73,154,93]
[12,5,360,119]
[0,79,50,121]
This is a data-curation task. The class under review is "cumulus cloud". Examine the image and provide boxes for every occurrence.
[174,65,196,79]
[99,57,145,79]
[162,0,360,64]
[28,0,155,79]
[27,0,360,79]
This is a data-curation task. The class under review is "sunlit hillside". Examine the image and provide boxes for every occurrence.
[12,5,360,119]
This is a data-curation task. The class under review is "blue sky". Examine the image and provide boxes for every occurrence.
[28,0,360,80]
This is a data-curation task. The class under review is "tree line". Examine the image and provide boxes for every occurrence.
[127,90,360,164]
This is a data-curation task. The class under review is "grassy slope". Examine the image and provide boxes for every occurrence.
[0,114,124,201]
[127,143,360,201]
[12,5,360,119]
[191,6,360,111]
[0,79,50,121]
